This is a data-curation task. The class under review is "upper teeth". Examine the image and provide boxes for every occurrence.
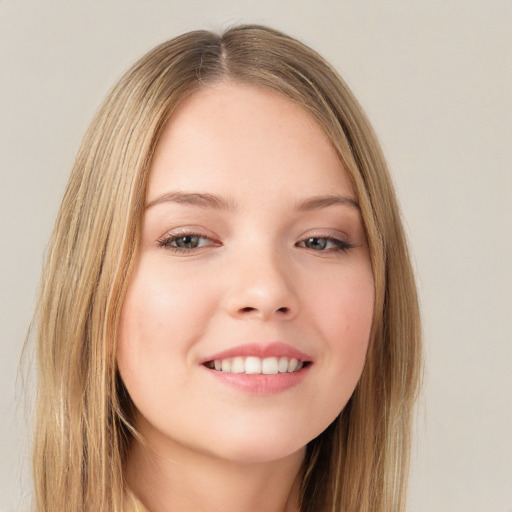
[208,356,304,374]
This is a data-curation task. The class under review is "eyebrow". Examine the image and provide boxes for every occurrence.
[295,195,360,211]
[145,191,359,211]
[145,192,236,211]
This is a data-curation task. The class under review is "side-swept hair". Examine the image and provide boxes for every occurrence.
[33,25,421,512]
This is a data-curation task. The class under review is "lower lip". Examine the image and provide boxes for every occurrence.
[202,365,311,395]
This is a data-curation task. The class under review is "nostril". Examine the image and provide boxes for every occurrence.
[240,306,289,314]
[234,305,295,318]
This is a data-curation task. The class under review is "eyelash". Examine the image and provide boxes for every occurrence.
[157,231,218,253]
[296,236,355,253]
[157,231,355,254]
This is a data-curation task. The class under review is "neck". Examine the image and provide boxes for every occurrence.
[124,432,305,512]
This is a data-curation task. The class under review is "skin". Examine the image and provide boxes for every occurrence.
[117,82,374,512]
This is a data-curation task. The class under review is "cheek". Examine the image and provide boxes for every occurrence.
[116,259,217,400]
[311,261,374,342]
[307,262,374,397]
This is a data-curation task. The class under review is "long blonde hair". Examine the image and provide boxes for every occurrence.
[33,25,421,512]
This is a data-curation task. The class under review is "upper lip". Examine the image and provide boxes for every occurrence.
[200,342,313,364]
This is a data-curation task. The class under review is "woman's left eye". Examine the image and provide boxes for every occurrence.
[157,233,216,251]
[296,236,354,252]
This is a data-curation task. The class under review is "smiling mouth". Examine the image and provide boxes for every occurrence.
[203,356,311,375]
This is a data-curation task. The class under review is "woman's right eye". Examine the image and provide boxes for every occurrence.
[157,233,217,252]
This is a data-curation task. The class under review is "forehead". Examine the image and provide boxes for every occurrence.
[147,82,355,204]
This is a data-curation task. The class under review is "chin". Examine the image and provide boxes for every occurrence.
[209,441,306,466]
[197,422,311,465]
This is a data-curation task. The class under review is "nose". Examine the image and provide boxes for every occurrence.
[222,249,299,322]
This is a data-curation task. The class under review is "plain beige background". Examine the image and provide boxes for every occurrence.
[1,1,511,511]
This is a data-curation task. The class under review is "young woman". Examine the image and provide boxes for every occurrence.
[33,25,421,512]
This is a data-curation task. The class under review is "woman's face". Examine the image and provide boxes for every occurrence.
[117,82,374,464]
